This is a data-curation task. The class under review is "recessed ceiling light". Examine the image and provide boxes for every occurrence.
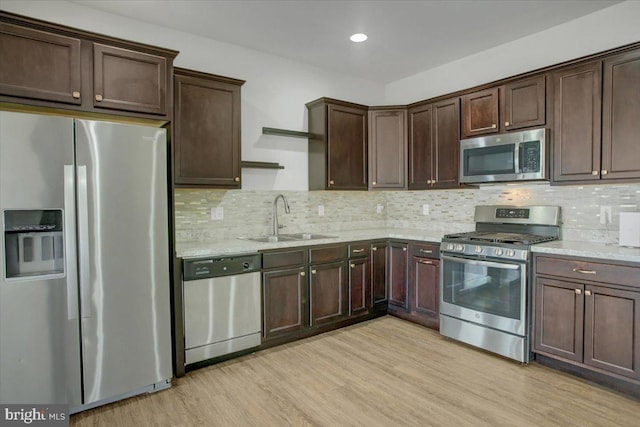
[350,33,367,43]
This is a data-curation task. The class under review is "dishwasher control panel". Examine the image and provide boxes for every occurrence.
[183,253,262,280]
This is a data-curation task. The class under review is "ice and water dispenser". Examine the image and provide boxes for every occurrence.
[3,210,64,279]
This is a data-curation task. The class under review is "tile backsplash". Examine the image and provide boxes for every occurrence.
[174,183,640,244]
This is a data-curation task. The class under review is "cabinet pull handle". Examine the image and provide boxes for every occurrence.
[572,268,596,275]
[418,259,433,265]
[474,124,498,132]
[234,177,240,182]
[505,121,510,127]
[352,249,365,253]
[72,91,81,99]
[575,289,582,295]
[419,249,433,254]
[95,94,103,102]
[350,263,356,268]
[372,247,378,251]
[311,269,317,274]
[601,170,608,175]
[300,271,305,277]
[592,171,599,175]
[585,290,592,296]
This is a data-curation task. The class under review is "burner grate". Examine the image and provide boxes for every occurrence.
[444,231,557,245]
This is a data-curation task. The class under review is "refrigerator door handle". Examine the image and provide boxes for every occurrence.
[77,165,92,319]
[64,165,79,321]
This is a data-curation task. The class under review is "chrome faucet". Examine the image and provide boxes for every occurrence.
[272,194,291,236]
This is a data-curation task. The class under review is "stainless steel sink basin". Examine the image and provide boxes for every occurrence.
[242,233,336,243]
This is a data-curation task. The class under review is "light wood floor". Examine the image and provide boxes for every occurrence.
[71,316,639,426]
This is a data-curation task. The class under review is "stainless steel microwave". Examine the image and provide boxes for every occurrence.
[459,128,548,184]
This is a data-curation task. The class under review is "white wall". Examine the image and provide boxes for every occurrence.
[1,0,386,191]
[385,1,640,104]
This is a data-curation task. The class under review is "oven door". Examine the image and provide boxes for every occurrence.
[440,254,527,336]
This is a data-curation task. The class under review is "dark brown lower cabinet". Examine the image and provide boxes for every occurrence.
[533,254,640,383]
[410,256,439,322]
[310,261,348,326]
[262,266,308,341]
[388,242,409,311]
[349,257,370,317]
[371,242,389,308]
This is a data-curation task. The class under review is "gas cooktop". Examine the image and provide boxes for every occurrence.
[443,231,558,246]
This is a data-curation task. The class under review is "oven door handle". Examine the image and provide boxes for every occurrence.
[441,255,521,270]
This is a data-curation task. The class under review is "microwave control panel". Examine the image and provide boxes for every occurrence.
[520,141,541,173]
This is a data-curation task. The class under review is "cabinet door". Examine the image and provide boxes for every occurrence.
[262,267,308,340]
[407,104,433,190]
[552,61,602,182]
[310,261,348,326]
[327,104,367,190]
[388,242,409,310]
[461,87,499,138]
[432,98,460,189]
[368,109,406,189]
[411,257,439,319]
[174,72,241,187]
[0,22,81,104]
[93,43,167,115]
[533,278,584,362]
[584,285,640,380]
[602,50,640,181]
[502,75,546,131]
[371,243,388,305]
[348,257,370,316]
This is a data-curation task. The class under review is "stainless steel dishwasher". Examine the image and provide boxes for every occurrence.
[183,253,262,365]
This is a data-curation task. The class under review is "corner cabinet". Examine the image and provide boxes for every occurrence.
[307,98,368,190]
[0,12,177,121]
[408,242,440,328]
[408,97,460,190]
[552,48,640,183]
[533,254,640,384]
[387,241,409,312]
[368,108,407,190]
[173,68,244,187]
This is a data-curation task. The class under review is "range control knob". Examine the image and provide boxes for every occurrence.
[243,262,251,269]
[506,250,516,257]
[495,248,504,256]
[447,243,454,251]
[475,246,483,254]
[455,244,464,252]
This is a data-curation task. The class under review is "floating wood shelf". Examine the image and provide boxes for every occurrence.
[262,127,310,139]
[241,161,285,170]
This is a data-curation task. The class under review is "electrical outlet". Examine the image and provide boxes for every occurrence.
[318,205,325,216]
[600,206,611,225]
[210,207,224,221]
[422,204,430,215]
[376,204,384,214]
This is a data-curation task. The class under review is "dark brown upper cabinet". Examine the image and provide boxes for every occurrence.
[602,50,640,181]
[173,68,244,188]
[307,98,368,190]
[0,22,82,105]
[501,75,546,131]
[408,97,460,190]
[368,108,407,190]
[461,87,499,138]
[0,12,177,121]
[462,76,546,138]
[93,43,167,115]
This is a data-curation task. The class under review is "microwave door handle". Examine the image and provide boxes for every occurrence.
[441,255,520,270]
[514,143,521,174]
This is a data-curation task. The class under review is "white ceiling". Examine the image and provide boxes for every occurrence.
[71,0,622,83]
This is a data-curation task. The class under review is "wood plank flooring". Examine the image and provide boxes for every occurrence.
[71,316,640,426]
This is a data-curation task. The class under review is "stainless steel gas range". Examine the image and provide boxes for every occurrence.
[439,205,561,363]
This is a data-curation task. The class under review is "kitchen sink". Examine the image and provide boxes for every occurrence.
[242,233,336,243]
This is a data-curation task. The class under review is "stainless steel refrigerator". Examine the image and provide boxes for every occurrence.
[0,111,172,412]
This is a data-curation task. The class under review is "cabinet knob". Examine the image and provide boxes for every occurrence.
[432,180,436,184]
[95,94,103,102]
[350,263,356,268]
[585,290,592,296]
[575,289,582,295]
[372,181,376,186]
[311,269,317,274]
[427,179,432,184]
[601,170,608,175]
[402,247,407,252]
[329,180,335,185]
[592,171,599,175]
[300,271,305,277]
[372,247,378,251]
[505,121,510,127]
[234,177,240,182]
[72,91,81,99]
[491,124,497,129]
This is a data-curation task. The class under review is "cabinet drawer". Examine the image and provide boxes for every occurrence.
[536,256,640,288]
[349,242,369,258]
[262,249,307,270]
[411,243,439,259]
[310,245,347,264]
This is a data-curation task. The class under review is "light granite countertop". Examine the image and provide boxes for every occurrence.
[532,240,640,264]
[177,228,640,264]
